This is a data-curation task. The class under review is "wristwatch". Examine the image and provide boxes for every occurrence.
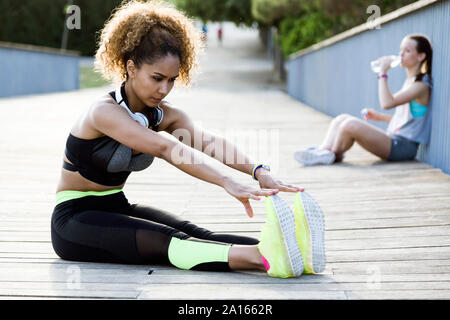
[252,164,271,180]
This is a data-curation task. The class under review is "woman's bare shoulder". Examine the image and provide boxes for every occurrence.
[72,93,118,138]
[92,92,118,108]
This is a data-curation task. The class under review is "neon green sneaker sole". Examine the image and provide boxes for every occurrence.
[294,192,326,274]
[258,195,304,278]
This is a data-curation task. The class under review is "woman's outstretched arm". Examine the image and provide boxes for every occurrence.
[89,101,277,217]
[162,104,303,193]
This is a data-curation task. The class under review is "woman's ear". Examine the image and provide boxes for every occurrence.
[126,60,137,79]
[418,52,426,64]
[418,53,427,73]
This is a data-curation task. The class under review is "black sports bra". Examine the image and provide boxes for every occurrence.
[62,84,164,186]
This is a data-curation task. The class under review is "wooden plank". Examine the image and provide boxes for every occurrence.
[0,288,139,299]
[327,246,450,263]
[346,290,450,300]
[0,281,145,294]
[5,259,449,287]
[0,252,58,259]
[329,260,450,274]
[2,280,449,299]
[0,260,153,271]
[143,272,450,285]
[137,284,348,300]
[324,236,450,250]
[326,225,450,240]
[0,265,150,283]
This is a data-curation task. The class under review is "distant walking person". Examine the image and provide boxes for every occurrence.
[218,24,223,44]
[294,34,433,165]
[201,24,207,42]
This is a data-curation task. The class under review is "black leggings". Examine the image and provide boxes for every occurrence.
[51,192,259,269]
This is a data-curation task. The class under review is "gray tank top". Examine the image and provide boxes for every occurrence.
[386,74,432,143]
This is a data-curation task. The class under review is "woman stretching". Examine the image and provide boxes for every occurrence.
[294,34,433,165]
[51,0,320,278]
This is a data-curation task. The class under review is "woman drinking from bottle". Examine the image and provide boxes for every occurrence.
[294,34,433,165]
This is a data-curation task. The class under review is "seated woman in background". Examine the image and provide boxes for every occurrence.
[294,34,433,166]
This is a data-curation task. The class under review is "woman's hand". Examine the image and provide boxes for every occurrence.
[256,169,304,193]
[378,56,393,74]
[361,108,393,123]
[361,108,379,121]
[222,177,279,218]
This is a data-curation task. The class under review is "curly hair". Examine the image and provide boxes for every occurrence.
[94,0,202,86]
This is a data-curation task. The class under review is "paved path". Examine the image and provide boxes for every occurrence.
[1,22,449,300]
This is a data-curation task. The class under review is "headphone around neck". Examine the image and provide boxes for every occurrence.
[114,85,149,128]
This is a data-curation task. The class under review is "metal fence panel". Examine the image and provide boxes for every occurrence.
[0,45,79,98]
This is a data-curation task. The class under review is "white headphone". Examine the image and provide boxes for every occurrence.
[115,86,149,128]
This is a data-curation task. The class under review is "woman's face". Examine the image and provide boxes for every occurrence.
[399,37,425,69]
[128,54,180,107]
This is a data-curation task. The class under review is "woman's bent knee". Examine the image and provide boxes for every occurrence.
[335,114,352,123]
[339,117,362,135]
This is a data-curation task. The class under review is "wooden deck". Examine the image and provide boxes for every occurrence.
[1,24,449,300]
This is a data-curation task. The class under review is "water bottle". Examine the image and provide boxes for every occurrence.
[370,55,401,73]
[361,108,369,116]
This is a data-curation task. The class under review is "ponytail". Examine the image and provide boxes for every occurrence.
[407,34,433,84]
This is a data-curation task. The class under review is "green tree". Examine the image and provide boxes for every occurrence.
[173,0,225,23]
[275,0,419,57]
[278,11,333,57]
[68,0,123,55]
[0,0,122,56]
[172,0,253,26]
[224,0,253,26]
[251,0,302,26]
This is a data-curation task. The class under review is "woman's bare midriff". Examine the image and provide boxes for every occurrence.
[56,156,126,193]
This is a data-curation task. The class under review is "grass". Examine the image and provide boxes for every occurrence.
[79,65,111,89]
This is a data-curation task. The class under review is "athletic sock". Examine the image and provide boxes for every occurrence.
[168,237,232,271]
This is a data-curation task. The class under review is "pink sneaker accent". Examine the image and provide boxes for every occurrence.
[261,255,270,271]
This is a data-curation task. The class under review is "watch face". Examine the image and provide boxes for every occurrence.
[262,165,270,171]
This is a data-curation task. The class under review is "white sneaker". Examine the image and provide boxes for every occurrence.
[294,148,336,166]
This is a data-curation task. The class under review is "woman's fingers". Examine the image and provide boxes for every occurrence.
[240,191,272,218]
[257,189,279,196]
[248,193,261,201]
[242,199,254,218]
[282,184,304,192]
[283,186,301,192]
[236,184,304,218]
[272,181,304,193]
[236,182,305,217]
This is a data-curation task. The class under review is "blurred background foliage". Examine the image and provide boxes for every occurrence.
[0,0,418,57]
[173,0,418,57]
[274,0,419,57]
[169,0,254,26]
[0,0,122,56]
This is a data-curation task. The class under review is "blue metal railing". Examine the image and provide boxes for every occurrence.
[0,42,80,98]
